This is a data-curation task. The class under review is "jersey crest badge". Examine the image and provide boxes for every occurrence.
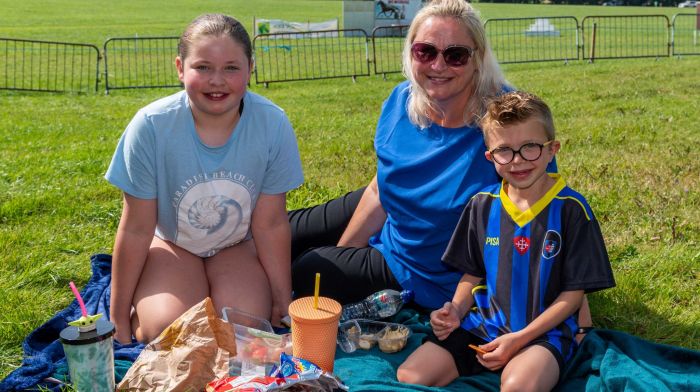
[513,236,530,255]
[542,230,562,259]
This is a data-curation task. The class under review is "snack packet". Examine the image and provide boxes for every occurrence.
[205,375,284,392]
[206,353,348,392]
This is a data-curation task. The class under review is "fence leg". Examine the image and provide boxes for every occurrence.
[589,23,597,64]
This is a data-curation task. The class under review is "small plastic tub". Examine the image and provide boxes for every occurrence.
[222,307,292,375]
[377,323,411,353]
[339,319,412,353]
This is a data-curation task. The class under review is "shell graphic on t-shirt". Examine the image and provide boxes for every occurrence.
[175,178,252,257]
[188,195,242,233]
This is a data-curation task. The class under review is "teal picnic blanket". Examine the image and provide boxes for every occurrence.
[3,254,699,391]
[335,310,700,392]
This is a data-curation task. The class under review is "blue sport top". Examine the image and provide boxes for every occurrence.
[443,175,615,363]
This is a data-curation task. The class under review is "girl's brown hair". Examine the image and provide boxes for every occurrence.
[178,14,252,62]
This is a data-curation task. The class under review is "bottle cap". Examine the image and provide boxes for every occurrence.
[400,290,414,303]
[60,318,115,346]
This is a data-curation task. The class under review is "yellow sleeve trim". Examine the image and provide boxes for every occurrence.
[553,195,592,221]
[471,284,487,295]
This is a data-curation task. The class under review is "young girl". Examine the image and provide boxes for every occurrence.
[105,14,303,343]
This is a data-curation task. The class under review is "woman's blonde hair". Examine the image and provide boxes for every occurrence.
[402,0,506,128]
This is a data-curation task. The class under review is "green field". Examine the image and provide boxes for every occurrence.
[1,0,699,383]
[1,1,695,45]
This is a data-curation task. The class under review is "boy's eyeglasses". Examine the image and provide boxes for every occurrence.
[410,42,474,67]
[489,141,554,165]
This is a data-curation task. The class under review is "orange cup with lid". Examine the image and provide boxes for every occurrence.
[288,296,342,372]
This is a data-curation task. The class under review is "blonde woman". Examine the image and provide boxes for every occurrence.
[291,0,508,307]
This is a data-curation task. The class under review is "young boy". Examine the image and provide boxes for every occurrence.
[397,91,616,391]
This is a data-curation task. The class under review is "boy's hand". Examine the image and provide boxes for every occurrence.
[430,302,460,340]
[476,332,526,370]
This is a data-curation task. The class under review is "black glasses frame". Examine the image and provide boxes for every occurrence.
[410,42,474,67]
[489,141,554,165]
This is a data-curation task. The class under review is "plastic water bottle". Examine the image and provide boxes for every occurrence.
[339,289,414,322]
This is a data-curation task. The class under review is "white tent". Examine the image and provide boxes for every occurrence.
[524,18,561,37]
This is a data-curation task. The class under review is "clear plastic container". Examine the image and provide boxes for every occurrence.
[221,307,292,376]
[338,319,412,353]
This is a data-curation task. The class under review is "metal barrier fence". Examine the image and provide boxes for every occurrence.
[1,13,698,93]
[582,15,670,61]
[0,38,99,93]
[103,36,180,93]
[485,17,580,64]
[671,13,700,56]
[371,25,409,77]
[253,29,370,86]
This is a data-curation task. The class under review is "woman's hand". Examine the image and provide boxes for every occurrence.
[430,302,460,340]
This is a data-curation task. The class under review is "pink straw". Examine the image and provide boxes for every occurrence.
[69,281,88,318]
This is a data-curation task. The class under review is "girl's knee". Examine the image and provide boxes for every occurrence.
[134,314,176,343]
[132,300,195,343]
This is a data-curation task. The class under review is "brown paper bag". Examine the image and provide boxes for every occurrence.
[117,297,236,392]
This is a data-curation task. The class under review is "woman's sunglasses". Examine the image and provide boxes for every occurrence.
[410,42,474,67]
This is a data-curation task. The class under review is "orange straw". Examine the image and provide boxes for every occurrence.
[313,273,320,309]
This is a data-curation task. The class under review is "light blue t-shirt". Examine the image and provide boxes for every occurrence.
[106,90,304,257]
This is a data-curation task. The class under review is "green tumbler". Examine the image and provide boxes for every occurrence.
[59,317,115,392]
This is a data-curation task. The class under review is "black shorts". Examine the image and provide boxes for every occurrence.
[425,328,565,377]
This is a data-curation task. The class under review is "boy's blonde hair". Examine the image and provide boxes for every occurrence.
[402,0,506,128]
[480,91,556,146]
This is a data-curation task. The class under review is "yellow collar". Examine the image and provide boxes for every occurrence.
[499,173,566,227]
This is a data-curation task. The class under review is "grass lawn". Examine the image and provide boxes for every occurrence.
[1,0,699,382]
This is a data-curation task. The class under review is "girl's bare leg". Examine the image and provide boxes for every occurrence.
[206,239,272,321]
[130,237,209,343]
